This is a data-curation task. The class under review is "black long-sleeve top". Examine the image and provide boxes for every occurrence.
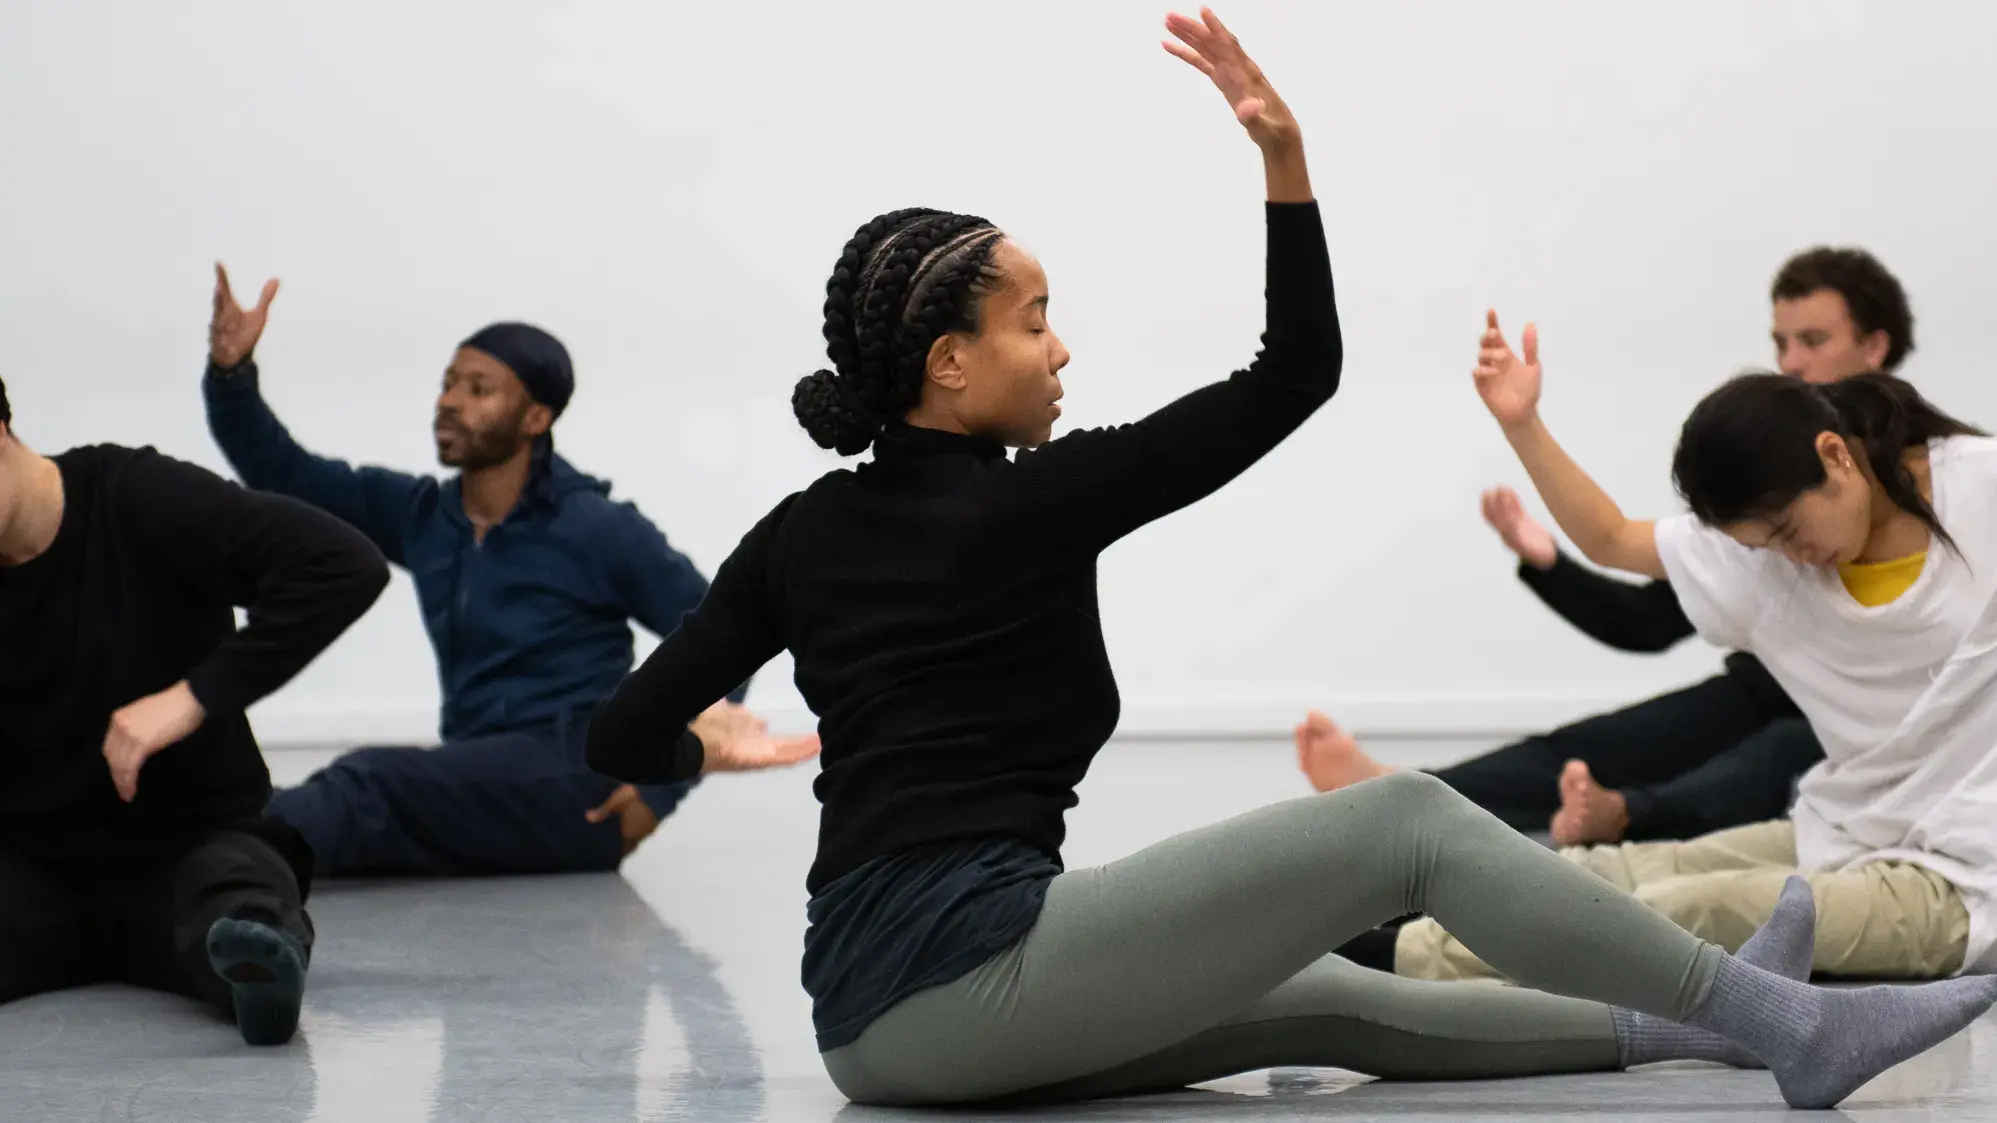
[0,444,389,866]
[589,202,1342,895]
[1517,552,1695,652]
[1518,550,1795,717]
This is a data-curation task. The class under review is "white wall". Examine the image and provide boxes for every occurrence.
[4,1,1994,745]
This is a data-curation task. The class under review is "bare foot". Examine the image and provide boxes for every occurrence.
[1550,759,1631,845]
[1295,710,1394,793]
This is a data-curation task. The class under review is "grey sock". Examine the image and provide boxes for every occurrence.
[1735,876,1817,980]
[1686,955,1997,1108]
[1612,876,1816,1070]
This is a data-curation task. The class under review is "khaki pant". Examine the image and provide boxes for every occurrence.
[1396,820,1970,982]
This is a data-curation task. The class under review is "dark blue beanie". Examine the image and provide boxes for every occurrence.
[459,322,573,418]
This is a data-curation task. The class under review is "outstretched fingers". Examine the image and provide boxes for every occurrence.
[771,734,822,767]
[1162,37,1215,74]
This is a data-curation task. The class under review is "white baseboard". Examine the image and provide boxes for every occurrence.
[248,691,1641,751]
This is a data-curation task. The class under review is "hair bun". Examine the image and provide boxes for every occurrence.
[792,369,877,456]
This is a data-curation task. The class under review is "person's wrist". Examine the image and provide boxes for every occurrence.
[173,678,210,724]
[1499,412,1545,442]
[1257,126,1303,156]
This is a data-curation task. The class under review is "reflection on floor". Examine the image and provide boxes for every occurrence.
[2,740,1992,1122]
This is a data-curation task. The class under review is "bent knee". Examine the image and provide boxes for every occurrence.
[1365,769,1457,805]
[317,746,428,783]
[1351,770,1482,825]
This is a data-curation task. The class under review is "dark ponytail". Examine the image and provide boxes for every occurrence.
[792,208,1006,455]
[0,373,10,426]
[1672,371,1986,555]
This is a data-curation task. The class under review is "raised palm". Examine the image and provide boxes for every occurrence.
[210,263,279,368]
[1472,310,1542,430]
[1163,8,1298,150]
[1481,486,1557,569]
[692,700,820,774]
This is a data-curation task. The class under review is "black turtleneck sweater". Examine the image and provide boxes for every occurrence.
[588,201,1341,1047]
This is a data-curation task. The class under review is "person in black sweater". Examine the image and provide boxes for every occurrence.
[0,373,390,1046]
[580,12,1989,1109]
[1297,246,1917,847]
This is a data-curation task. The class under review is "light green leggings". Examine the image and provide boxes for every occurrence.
[821,771,1725,1106]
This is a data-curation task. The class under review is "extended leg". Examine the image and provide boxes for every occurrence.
[266,732,628,877]
[111,829,314,1045]
[1614,717,1823,841]
[1428,673,1770,832]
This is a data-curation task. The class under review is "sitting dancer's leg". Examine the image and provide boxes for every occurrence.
[1400,820,1970,981]
[0,846,91,1005]
[268,733,628,877]
[1399,820,1798,981]
[1603,717,1823,843]
[821,773,1997,1108]
[111,830,315,1045]
[1001,883,1821,1106]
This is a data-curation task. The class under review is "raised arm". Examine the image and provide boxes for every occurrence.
[1518,554,1694,652]
[586,497,816,786]
[1482,486,1693,651]
[1011,11,1341,551]
[203,264,430,566]
[102,449,391,800]
[1472,313,1664,580]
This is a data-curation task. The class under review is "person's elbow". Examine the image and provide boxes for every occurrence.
[350,547,392,608]
[1615,629,1684,655]
[1573,537,1639,576]
[1295,332,1345,403]
[584,711,643,783]
[1576,524,1663,581]
[321,537,392,623]
[583,679,653,781]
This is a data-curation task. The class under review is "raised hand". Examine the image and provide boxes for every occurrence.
[691,700,821,775]
[1481,485,1558,570]
[1472,310,1542,431]
[210,263,280,368]
[102,681,207,802]
[1163,8,1299,152]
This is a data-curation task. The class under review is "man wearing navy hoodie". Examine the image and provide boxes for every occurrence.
[201,267,811,878]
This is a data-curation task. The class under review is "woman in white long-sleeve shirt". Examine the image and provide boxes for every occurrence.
[1399,311,1997,983]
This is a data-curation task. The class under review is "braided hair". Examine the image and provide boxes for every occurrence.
[794,208,1006,455]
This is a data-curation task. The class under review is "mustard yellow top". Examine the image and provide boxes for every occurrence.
[1837,551,1928,607]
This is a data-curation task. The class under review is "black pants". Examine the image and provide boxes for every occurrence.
[266,727,688,878]
[1433,672,1825,841]
[0,828,313,1016]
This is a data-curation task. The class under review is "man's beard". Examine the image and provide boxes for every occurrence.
[436,410,527,470]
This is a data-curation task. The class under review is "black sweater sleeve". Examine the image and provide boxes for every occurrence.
[1517,551,1695,653]
[586,495,796,785]
[1009,202,1342,552]
[117,449,391,714]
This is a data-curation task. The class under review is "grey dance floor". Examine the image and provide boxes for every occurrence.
[4,740,1994,1122]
